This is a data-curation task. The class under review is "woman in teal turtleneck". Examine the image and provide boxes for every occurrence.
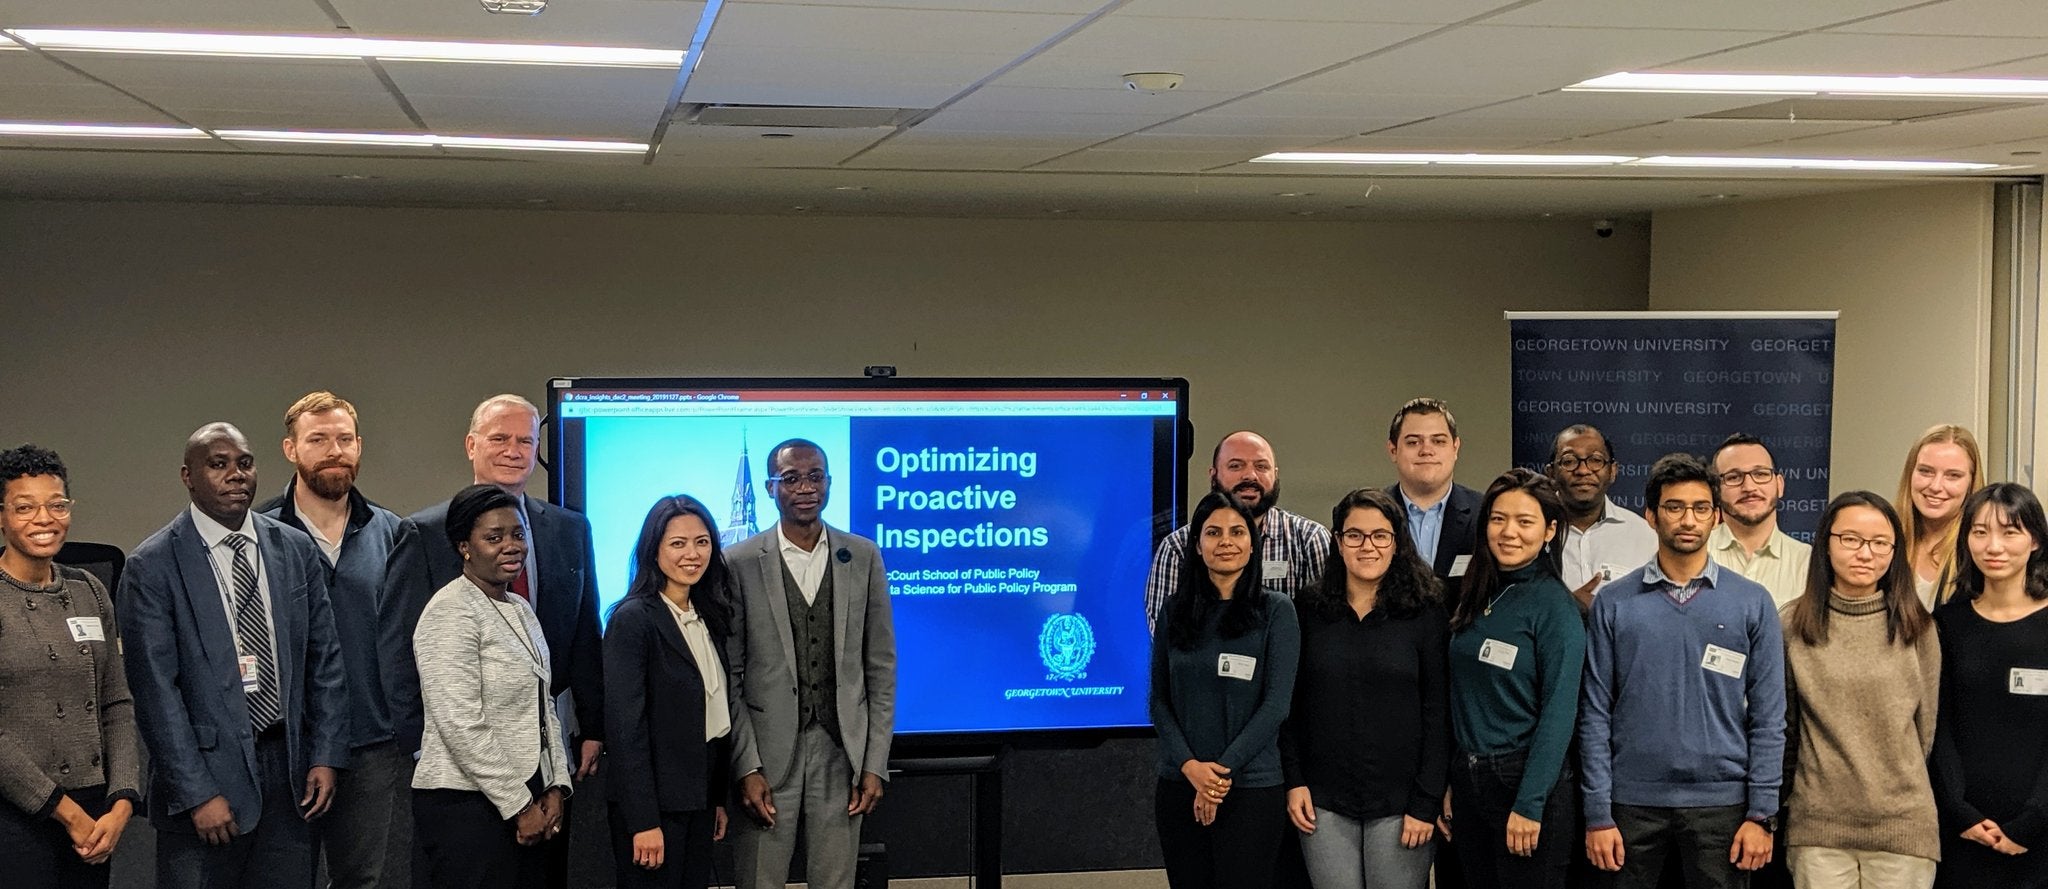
[1441,469,1585,889]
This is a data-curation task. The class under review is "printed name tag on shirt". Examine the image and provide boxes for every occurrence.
[1449,555,1472,578]
[1702,644,1746,679]
[1262,560,1289,580]
[238,655,262,694]
[1217,653,1258,681]
[1477,639,1519,670]
[65,617,104,642]
[2010,668,2048,695]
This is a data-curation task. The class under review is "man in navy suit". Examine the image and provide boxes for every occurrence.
[1385,397,1482,584]
[117,422,348,889]
[395,393,603,889]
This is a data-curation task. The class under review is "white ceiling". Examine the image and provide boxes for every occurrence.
[0,0,2044,219]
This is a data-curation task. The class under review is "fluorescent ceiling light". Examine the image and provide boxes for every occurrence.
[1636,155,2001,171]
[1568,71,2048,98]
[1253,151,1635,165]
[4,28,683,68]
[0,121,208,138]
[215,129,647,154]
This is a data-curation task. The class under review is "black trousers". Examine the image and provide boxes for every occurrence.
[1449,748,1577,889]
[608,805,715,889]
[0,785,112,889]
[1611,804,1748,889]
[156,730,317,889]
[413,789,547,889]
[1155,779,1288,889]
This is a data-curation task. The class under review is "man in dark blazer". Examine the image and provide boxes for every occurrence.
[391,393,603,889]
[726,439,896,889]
[118,423,349,889]
[1385,397,1482,583]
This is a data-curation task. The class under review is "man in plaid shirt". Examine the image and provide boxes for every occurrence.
[1144,430,1332,634]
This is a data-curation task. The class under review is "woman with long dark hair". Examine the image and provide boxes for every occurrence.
[604,494,736,889]
[1779,492,1940,888]
[1442,469,1582,889]
[1281,488,1447,889]
[1931,483,2048,887]
[1152,491,1301,889]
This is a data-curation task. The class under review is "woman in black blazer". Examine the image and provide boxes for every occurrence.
[604,494,737,889]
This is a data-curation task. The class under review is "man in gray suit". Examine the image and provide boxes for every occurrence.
[727,439,896,889]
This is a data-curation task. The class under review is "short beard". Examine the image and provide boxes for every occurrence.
[1218,481,1280,519]
[1721,500,1777,529]
[300,463,356,501]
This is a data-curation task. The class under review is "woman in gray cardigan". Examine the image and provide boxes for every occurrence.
[0,445,140,888]
[411,485,572,889]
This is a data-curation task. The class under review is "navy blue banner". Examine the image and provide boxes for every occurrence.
[1508,314,1836,539]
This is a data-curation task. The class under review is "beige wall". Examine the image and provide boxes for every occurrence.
[0,199,1650,548]
[1649,182,1997,496]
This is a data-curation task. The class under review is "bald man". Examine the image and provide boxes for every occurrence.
[118,423,348,889]
[1143,430,1332,633]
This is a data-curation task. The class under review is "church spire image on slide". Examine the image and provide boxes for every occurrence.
[725,432,758,545]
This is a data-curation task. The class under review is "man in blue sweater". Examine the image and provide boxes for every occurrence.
[1579,453,1785,889]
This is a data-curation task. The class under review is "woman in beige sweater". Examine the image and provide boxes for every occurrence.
[1781,491,1942,889]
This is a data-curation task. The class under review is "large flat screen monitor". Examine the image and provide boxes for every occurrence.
[548,377,1189,741]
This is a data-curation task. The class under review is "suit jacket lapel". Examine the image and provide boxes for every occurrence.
[759,542,798,671]
[255,520,302,706]
[473,581,548,681]
[170,515,241,676]
[649,600,693,663]
[826,530,852,663]
[525,499,573,638]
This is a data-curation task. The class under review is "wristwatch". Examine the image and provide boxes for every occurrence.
[1749,815,1779,833]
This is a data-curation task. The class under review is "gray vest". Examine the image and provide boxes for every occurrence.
[781,555,841,740]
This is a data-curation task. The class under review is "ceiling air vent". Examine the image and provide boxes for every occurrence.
[684,104,919,129]
[1690,96,2035,123]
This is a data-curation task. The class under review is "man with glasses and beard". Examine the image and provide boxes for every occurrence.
[1706,433,1811,610]
[1144,430,1332,634]
[258,391,428,889]
[1546,424,1658,611]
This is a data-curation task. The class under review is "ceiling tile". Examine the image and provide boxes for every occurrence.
[1832,0,2048,39]
[1115,0,1516,25]
[381,60,675,104]
[708,3,1076,52]
[1028,148,1255,172]
[410,97,662,137]
[914,107,1172,135]
[1451,90,1777,121]
[945,85,1232,115]
[1208,90,1519,120]
[1542,118,1889,152]
[1146,114,1398,138]
[1292,26,1771,96]
[1656,33,2048,75]
[147,88,416,130]
[997,18,1430,92]
[327,0,702,45]
[1362,115,1664,141]
[1491,0,1923,31]
[60,56,386,93]
[0,0,339,30]
[683,48,1014,108]
[654,123,884,166]
[844,144,1068,170]
[733,0,1103,12]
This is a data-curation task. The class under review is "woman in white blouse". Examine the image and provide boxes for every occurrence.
[411,485,571,889]
[603,494,737,889]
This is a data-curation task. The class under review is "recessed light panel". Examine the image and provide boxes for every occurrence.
[5,28,684,68]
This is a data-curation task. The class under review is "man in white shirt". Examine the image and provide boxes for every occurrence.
[1707,433,1812,609]
[1546,424,1657,609]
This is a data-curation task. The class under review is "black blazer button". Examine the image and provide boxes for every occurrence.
[58,763,70,775]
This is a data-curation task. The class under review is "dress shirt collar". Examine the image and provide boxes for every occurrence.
[776,523,829,557]
[1710,523,1791,560]
[189,503,255,549]
[1642,554,1722,590]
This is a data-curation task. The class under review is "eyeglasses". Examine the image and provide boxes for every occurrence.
[1339,529,1398,549]
[1550,454,1612,473]
[1718,468,1778,487]
[1830,532,1896,556]
[7,499,74,520]
[769,470,828,490]
[1657,501,1716,519]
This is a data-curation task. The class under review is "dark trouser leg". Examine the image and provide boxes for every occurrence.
[611,807,716,889]
[412,789,546,889]
[1491,758,1576,889]
[1209,785,1287,889]
[243,731,317,889]
[1155,779,1216,889]
[320,740,415,889]
[1671,804,1748,889]
[1613,805,1675,889]
[1450,750,1572,889]
[0,784,113,889]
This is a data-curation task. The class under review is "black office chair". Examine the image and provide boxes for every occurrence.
[54,540,126,599]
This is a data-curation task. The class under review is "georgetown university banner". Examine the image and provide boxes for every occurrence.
[1506,312,1838,539]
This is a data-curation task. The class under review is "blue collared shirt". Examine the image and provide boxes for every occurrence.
[1405,495,1449,569]
[1640,556,1721,605]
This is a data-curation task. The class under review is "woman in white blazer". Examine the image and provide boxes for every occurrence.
[411,485,572,889]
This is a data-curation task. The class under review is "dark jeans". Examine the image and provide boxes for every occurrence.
[156,730,317,889]
[1611,803,1748,889]
[0,785,113,889]
[1449,748,1577,889]
[320,739,415,889]
[413,789,546,889]
[1155,779,1287,889]
[608,805,715,889]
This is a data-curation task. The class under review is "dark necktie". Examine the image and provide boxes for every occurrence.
[224,535,281,730]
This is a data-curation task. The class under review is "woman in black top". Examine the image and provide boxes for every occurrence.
[1281,488,1448,889]
[1152,491,1301,889]
[603,495,735,889]
[1930,482,2048,887]
[0,445,140,889]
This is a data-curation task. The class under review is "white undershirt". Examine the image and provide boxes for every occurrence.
[776,524,829,605]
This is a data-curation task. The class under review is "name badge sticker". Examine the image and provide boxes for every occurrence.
[1449,555,1472,578]
[2011,668,2048,696]
[1217,653,1258,681]
[238,655,262,694]
[1262,560,1289,580]
[1702,644,1746,679]
[1477,639,1519,670]
[65,617,104,642]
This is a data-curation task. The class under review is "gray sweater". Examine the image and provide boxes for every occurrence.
[0,564,141,816]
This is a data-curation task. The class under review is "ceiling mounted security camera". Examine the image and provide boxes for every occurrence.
[480,0,546,14]
[1123,72,1185,93]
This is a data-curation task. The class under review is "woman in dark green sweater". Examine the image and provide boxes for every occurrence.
[1442,469,1584,889]
[1151,491,1301,889]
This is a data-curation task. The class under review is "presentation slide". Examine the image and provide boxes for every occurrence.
[550,379,1186,737]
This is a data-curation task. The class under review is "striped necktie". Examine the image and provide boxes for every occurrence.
[223,535,281,730]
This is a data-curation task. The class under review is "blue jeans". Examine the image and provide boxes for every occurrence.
[1300,809,1435,889]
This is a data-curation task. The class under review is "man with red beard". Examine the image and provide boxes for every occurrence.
[258,391,427,889]
[1144,430,1332,634]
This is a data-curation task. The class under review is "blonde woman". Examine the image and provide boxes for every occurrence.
[1895,425,1985,610]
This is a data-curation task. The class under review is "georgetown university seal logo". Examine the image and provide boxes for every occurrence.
[1039,612,1096,681]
